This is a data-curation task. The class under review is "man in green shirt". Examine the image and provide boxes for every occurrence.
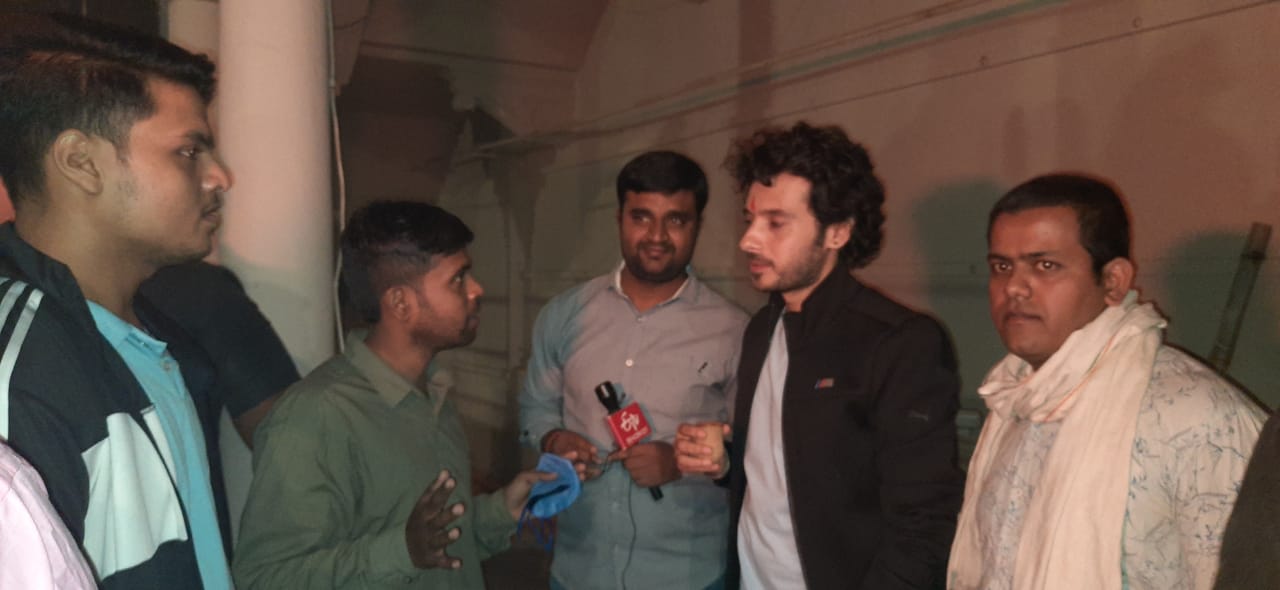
[234,201,554,589]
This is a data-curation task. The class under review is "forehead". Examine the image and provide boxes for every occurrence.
[622,190,697,214]
[989,206,1084,253]
[745,173,812,213]
[128,78,211,141]
[423,249,471,277]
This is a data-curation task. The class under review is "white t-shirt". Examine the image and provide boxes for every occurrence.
[738,317,806,589]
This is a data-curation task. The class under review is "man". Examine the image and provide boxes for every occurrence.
[234,201,552,589]
[520,150,748,589]
[140,260,301,552]
[0,14,237,589]
[677,122,965,589]
[947,174,1265,590]
[1215,410,1280,589]
[0,440,95,589]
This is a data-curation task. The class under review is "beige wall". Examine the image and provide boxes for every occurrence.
[391,1,1280,481]
[436,0,1280,476]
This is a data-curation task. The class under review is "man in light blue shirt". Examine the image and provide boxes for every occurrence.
[88,302,233,590]
[520,151,748,589]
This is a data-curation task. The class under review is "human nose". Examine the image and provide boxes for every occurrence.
[739,221,760,254]
[204,152,233,193]
[1004,266,1030,300]
[468,276,484,300]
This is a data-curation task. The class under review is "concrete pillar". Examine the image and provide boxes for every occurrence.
[216,0,336,373]
[163,0,220,60]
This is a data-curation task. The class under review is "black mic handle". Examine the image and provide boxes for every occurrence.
[649,486,663,501]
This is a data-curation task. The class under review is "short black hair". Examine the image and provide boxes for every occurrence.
[0,12,216,206]
[725,121,886,269]
[987,173,1131,278]
[340,201,474,324]
[615,150,709,215]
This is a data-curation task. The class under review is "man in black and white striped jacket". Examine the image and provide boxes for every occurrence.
[0,13,237,589]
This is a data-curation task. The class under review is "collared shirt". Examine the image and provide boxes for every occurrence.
[973,346,1264,590]
[0,442,95,589]
[233,333,515,590]
[739,316,804,589]
[520,265,748,589]
[87,302,232,590]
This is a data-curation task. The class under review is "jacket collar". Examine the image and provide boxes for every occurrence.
[769,266,863,346]
[0,222,98,330]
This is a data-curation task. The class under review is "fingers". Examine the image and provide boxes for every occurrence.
[414,470,455,516]
[676,423,706,441]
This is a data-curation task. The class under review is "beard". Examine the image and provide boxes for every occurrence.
[621,243,690,284]
[752,237,831,295]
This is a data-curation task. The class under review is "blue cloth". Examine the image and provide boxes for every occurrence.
[527,453,581,519]
[87,302,232,590]
[520,266,748,589]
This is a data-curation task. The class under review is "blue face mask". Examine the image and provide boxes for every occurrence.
[525,453,581,519]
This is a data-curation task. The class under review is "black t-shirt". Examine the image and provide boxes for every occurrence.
[139,261,301,554]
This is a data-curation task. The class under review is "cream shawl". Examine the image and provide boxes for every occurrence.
[948,292,1166,589]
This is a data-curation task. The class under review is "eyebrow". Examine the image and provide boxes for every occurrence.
[986,251,1054,262]
[184,131,216,149]
[742,207,790,218]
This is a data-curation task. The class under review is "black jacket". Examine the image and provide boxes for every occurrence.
[0,224,213,589]
[727,269,964,589]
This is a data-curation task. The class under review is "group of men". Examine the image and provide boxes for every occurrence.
[0,10,1276,590]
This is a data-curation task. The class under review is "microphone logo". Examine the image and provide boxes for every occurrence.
[620,412,641,432]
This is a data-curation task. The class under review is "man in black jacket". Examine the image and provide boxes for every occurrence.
[0,14,235,589]
[677,122,964,589]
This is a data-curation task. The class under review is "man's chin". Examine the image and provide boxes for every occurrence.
[625,262,685,284]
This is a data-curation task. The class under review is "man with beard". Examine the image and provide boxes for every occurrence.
[0,14,236,589]
[234,202,553,589]
[520,151,748,589]
[676,122,964,589]
[947,174,1263,590]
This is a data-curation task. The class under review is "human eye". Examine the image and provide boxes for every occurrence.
[178,146,202,160]
[988,260,1011,274]
[1035,260,1059,271]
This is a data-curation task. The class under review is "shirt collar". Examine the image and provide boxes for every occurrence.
[86,300,169,357]
[343,331,423,407]
[609,261,699,307]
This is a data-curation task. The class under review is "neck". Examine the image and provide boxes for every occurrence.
[780,255,840,312]
[364,323,434,384]
[619,266,687,313]
[15,212,152,325]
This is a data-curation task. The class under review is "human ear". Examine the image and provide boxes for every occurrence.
[824,219,854,250]
[1101,257,1135,305]
[49,131,106,196]
[383,286,413,321]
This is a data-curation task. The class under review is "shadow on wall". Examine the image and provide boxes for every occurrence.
[1099,34,1276,405]
[1161,230,1280,409]
[911,180,1006,463]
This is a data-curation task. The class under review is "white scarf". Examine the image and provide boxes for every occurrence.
[948,291,1166,590]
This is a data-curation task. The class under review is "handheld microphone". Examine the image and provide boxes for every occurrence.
[594,382,663,501]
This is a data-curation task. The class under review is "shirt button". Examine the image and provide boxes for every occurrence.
[624,359,634,367]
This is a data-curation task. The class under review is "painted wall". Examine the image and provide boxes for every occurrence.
[441,0,1279,474]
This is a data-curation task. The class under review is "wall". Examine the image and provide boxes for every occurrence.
[447,0,1280,474]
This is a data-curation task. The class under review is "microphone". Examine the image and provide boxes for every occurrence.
[594,382,663,501]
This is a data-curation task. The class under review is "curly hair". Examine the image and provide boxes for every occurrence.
[725,121,885,269]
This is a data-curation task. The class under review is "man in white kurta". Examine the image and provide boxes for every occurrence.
[948,174,1263,590]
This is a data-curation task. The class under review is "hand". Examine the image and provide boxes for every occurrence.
[502,469,559,520]
[404,470,465,570]
[607,441,681,488]
[675,422,730,479]
[542,429,602,481]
